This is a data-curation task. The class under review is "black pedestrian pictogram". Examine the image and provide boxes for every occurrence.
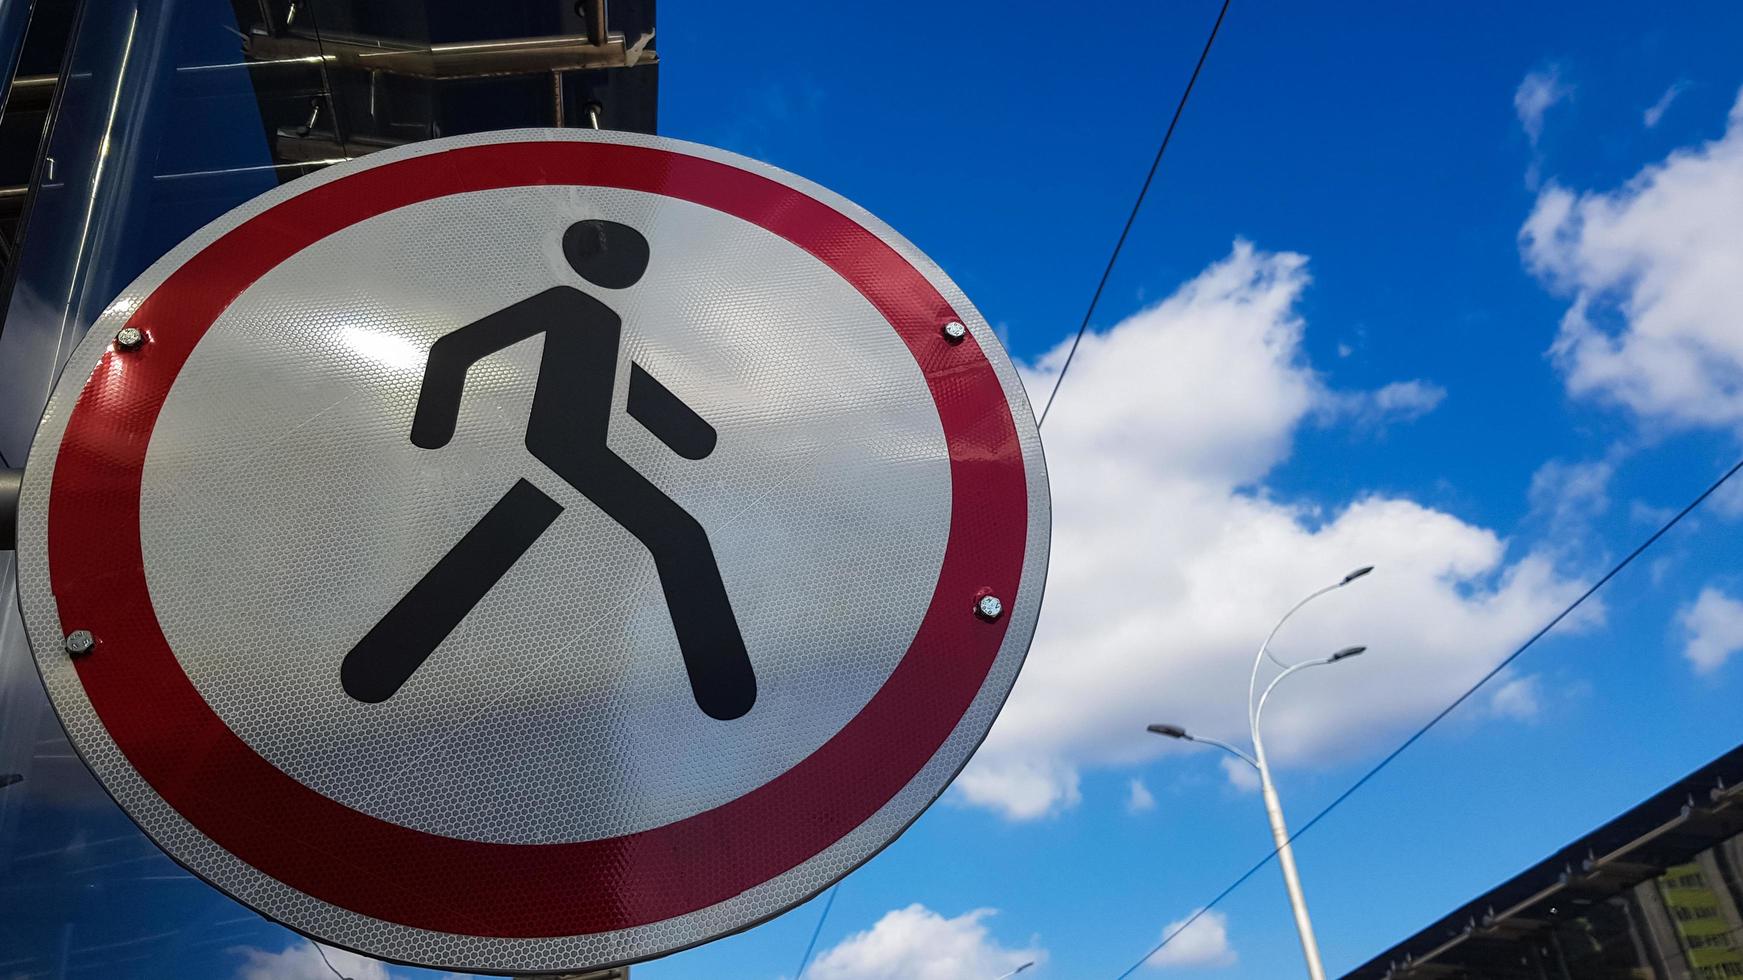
[340,220,757,720]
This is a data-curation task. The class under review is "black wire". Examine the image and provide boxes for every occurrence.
[311,941,351,980]
[784,7,1234,962]
[1111,456,1743,979]
[1035,0,1234,428]
[794,882,841,979]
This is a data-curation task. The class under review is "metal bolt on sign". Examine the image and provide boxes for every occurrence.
[975,594,1004,621]
[64,630,95,655]
[114,326,144,350]
[941,320,967,343]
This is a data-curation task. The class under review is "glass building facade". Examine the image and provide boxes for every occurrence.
[0,3,652,976]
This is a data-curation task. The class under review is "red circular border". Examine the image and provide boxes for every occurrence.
[44,140,1028,938]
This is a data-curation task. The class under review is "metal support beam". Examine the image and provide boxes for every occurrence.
[4,71,52,111]
[245,30,657,81]
[1,467,20,550]
[586,0,608,46]
[0,0,37,127]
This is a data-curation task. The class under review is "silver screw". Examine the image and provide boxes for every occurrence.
[975,594,1004,622]
[64,630,95,656]
[941,320,968,343]
[115,327,144,351]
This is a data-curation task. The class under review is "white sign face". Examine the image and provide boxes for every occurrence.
[14,130,1049,974]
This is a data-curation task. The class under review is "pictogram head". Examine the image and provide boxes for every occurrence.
[563,219,650,289]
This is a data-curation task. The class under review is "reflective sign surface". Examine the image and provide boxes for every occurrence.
[14,130,1049,973]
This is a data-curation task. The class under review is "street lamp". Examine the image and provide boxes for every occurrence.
[993,962,1035,980]
[1148,567,1374,980]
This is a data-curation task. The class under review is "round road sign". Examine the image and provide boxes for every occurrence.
[13,129,1049,974]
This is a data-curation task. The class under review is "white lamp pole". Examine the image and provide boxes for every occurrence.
[1148,565,1373,980]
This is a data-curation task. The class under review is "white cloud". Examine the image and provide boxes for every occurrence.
[1219,756,1259,793]
[1365,379,1447,419]
[1521,87,1743,432]
[229,943,465,980]
[806,905,1043,980]
[1320,379,1447,430]
[1529,458,1612,528]
[1679,586,1743,673]
[1487,674,1542,721]
[1516,67,1571,145]
[957,242,1584,821]
[1631,499,1679,526]
[1644,81,1687,129]
[954,756,1080,822]
[1711,477,1743,520]
[1527,456,1618,558]
[232,943,390,980]
[1126,777,1157,813]
[1146,909,1236,970]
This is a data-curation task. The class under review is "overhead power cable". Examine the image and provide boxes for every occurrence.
[1035,0,1234,428]
[789,3,1232,971]
[310,940,351,980]
[1111,456,1743,979]
[793,882,840,979]
[789,3,1234,973]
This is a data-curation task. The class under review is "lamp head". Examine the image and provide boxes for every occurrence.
[1147,723,1190,739]
[1329,645,1367,662]
[1341,565,1375,585]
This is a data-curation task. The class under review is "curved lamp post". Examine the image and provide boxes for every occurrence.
[1148,566,1373,980]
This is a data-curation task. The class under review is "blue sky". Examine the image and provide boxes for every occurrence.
[7,1,1743,978]
[645,1,1743,977]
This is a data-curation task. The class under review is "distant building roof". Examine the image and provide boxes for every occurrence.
[1344,744,1743,978]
